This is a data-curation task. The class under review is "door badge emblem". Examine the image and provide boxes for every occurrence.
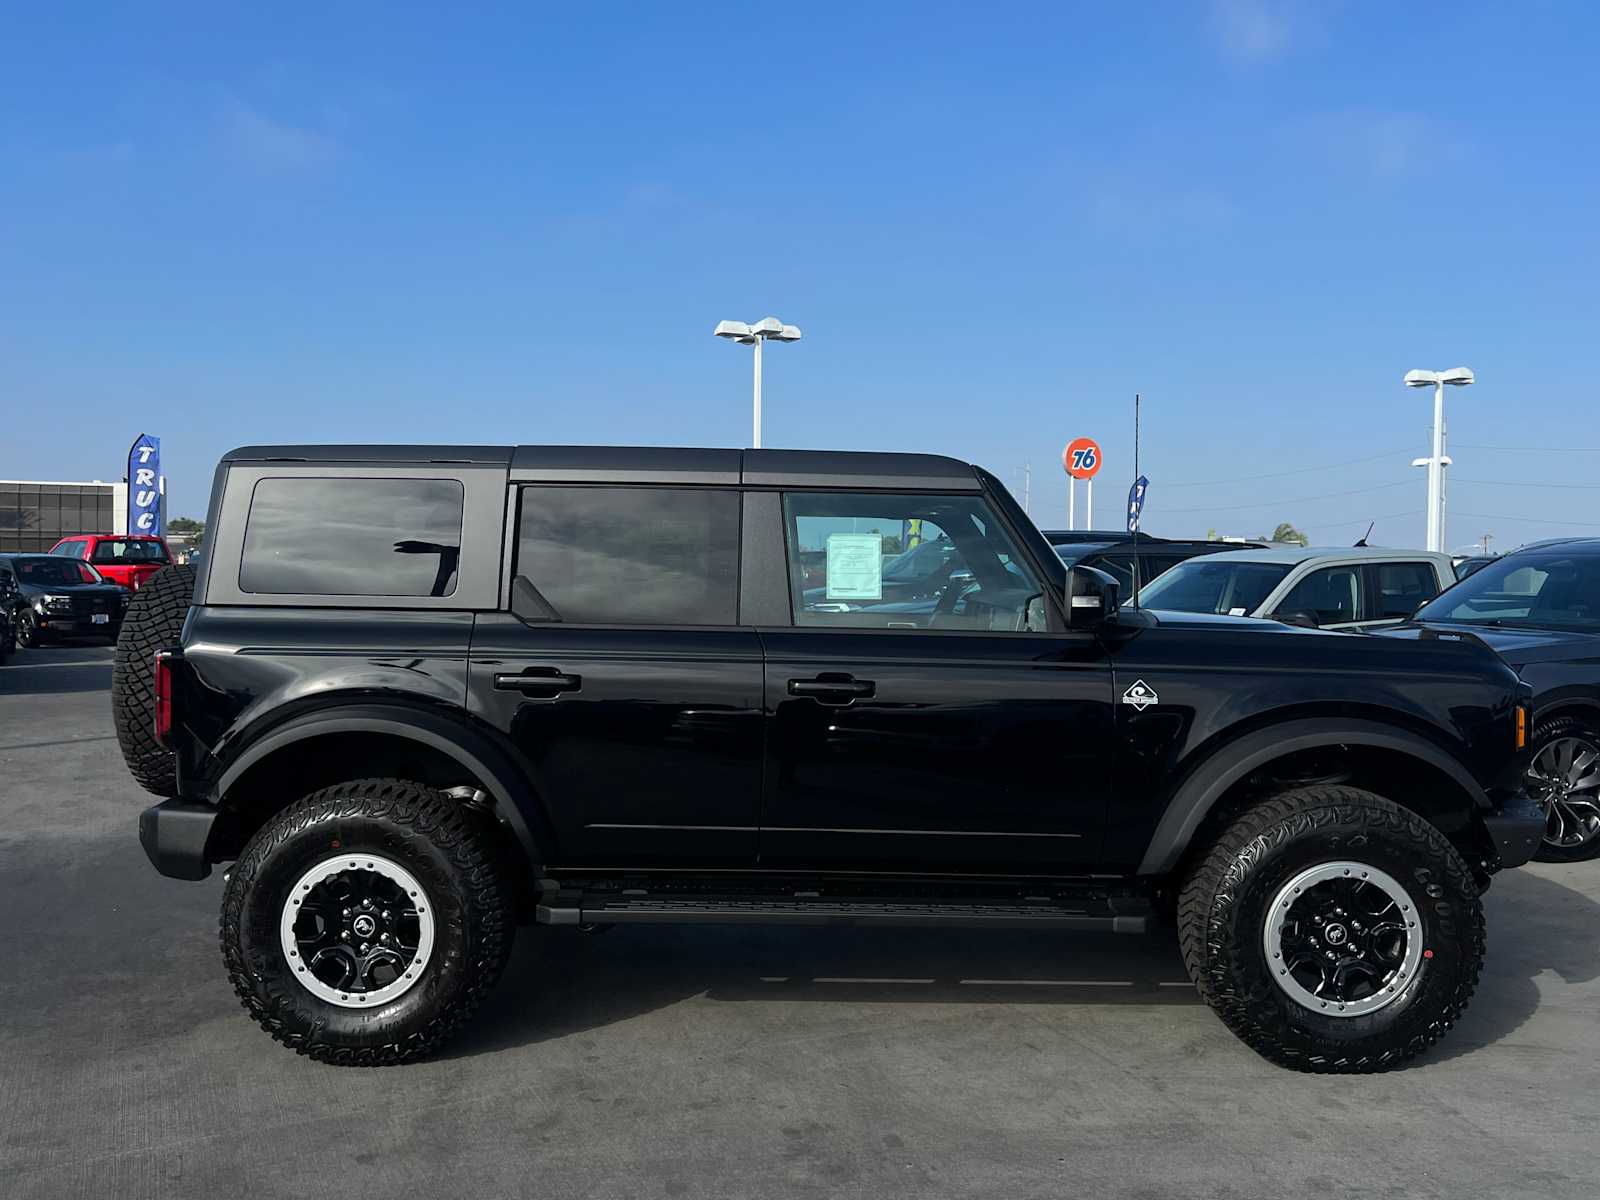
[1122,680,1159,711]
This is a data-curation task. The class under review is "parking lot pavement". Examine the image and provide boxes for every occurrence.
[2,652,1597,1200]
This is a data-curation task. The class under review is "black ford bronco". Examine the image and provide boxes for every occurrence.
[118,445,1544,1072]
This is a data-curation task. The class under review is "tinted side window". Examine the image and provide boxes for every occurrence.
[514,486,739,625]
[240,478,464,597]
[1371,561,1439,619]
[783,492,1044,631]
[1276,565,1365,625]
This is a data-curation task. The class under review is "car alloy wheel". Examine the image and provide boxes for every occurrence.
[1262,860,1424,1018]
[16,612,38,648]
[1525,735,1600,851]
[280,854,436,1008]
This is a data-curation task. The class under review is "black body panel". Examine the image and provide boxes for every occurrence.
[467,616,764,864]
[758,628,1112,868]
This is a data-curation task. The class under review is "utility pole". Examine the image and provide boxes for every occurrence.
[1023,463,1031,514]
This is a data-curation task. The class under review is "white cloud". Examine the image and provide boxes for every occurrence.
[1295,110,1469,180]
[222,102,339,173]
[1211,0,1320,61]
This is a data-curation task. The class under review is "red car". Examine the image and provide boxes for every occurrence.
[48,534,173,590]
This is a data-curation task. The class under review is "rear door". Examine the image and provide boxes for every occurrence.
[756,487,1114,870]
[467,481,764,866]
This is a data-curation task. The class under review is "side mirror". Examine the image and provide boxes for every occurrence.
[1065,564,1121,628]
[1274,610,1320,629]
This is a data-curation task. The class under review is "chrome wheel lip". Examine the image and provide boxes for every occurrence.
[1526,735,1600,850]
[280,854,435,1009]
[1263,860,1424,1019]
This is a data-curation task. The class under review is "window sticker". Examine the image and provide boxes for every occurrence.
[826,533,884,600]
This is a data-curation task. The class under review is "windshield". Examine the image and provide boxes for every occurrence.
[1053,543,1115,566]
[90,538,169,564]
[1138,559,1291,615]
[1417,552,1600,632]
[12,557,104,586]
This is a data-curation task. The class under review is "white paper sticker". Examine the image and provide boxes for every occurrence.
[826,533,883,600]
[1228,606,1247,616]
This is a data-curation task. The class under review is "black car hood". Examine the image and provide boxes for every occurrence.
[1380,621,1600,669]
[17,581,127,600]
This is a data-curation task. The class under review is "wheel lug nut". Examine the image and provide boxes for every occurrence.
[341,929,352,941]
[380,933,390,944]
[341,908,351,918]
[360,942,369,953]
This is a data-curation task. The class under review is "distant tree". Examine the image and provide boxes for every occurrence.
[1259,521,1308,546]
[167,516,205,546]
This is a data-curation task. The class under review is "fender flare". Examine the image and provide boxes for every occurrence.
[211,702,551,866]
[1137,717,1489,876]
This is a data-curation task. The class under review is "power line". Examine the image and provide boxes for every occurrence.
[1299,508,1423,532]
[1159,479,1413,515]
[1160,446,1415,489]
[1454,477,1600,491]
[1455,443,1600,453]
[1453,510,1600,530]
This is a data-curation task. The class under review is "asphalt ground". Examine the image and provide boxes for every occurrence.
[2,643,1597,1199]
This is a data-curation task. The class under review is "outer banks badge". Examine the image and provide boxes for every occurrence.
[1122,679,1159,711]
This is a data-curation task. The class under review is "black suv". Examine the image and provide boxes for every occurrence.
[123,445,1543,1072]
[1041,530,1265,596]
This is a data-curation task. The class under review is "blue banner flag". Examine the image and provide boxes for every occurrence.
[127,433,162,535]
[1126,475,1149,533]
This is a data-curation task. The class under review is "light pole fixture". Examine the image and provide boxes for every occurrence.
[714,316,802,448]
[1405,367,1474,552]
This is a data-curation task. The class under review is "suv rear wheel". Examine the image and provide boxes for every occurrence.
[221,778,512,1065]
[1178,785,1484,1073]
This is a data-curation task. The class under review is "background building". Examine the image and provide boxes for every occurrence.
[0,479,128,554]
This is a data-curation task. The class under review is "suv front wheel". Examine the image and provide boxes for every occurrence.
[221,778,512,1065]
[1178,785,1484,1073]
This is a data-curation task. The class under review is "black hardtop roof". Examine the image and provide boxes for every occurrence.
[220,445,982,490]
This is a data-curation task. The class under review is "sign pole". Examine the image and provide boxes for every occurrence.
[1068,480,1076,530]
[1087,479,1094,530]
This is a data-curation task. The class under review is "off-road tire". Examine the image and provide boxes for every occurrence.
[1529,715,1600,863]
[111,564,194,797]
[1178,785,1484,1073]
[221,778,512,1066]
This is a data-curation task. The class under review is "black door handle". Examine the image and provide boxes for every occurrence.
[788,675,875,703]
[494,667,581,696]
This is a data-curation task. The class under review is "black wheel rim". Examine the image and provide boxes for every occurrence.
[1526,735,1600,850]
[281,855,434,1007]
[1264,861,1423,1017]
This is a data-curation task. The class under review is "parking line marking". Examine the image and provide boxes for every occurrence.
[959,979,1133,987]
[0,735,118,752]
[810,977,936,984]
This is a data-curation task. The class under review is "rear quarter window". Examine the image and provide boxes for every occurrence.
[239,477,465,597]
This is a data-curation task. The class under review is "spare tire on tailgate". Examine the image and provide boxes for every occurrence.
[113,564,195,797]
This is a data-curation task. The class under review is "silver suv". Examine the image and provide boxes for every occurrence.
[1135,546,1455,631]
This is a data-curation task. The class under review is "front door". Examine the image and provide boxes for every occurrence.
[759,489,1115,870]
[467,484,763,865]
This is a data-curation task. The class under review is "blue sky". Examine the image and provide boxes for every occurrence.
[2,1,1597,551]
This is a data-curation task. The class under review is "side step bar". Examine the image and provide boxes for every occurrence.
[537,887,1150,933]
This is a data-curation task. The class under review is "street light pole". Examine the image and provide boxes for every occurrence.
[1405,367,1474,552]
[752,335,762,448]
[714,317,802,449]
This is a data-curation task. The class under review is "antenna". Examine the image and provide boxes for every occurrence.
[1131,393,1142,609]
[1354,521,1374,548]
